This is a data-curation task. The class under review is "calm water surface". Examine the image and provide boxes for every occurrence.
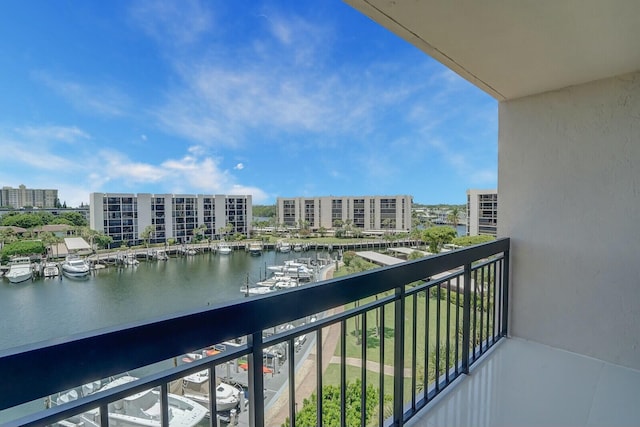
[0,250,332,351]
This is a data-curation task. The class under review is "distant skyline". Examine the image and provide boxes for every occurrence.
[0,1,497,207]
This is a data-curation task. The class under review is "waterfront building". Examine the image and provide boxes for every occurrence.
[466,189,498,236]
[276,195,412,233]
[0,184,58,209]
[89,193,252,246]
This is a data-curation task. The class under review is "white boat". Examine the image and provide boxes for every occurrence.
[293,244,303,252]
[278,242,291,253]
[180,247,197,256]
[248,242,262,256]
[147,249,169,261]
[61,255,90,278]
[217,243,232,255]
[255,274,299,289]
[240,283,283,296]
[73,375,208,427]
[5,257,33,283]
[43,262,60,278]
[121,253,140,266]
[171,370,242,413]
[266,261,313,280]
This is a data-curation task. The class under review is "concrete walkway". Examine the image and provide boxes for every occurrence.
[329,356,412,378]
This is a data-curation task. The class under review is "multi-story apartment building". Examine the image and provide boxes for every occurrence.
[0,184,58,209]
[466,189,498,237]
[89,193,252,245]
[276,195,412,233]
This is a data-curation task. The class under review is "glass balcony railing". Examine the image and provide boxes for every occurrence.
[0,238,509,427]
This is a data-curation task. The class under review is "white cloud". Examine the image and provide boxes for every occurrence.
[129,0,213,47]
[16,125,90,143]
[234,163,244,170]
[0,122,267,205]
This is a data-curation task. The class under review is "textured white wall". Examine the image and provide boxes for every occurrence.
[500,72,640,370]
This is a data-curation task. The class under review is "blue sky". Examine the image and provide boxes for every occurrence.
[0,1,497,207]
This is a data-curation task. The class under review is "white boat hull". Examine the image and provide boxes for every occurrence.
[6,269,32,283]
[6,258,32,283]
[61,256,90,278]
[218,245,232,255]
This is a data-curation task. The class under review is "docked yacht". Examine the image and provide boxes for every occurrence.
[266,261,313,280]
[61,255,90,278]
[217,242,232,255]
[53,375,207,427]
[278,242,291,253]
[5,257,33,283]
[248,242,262,256]
[171,370,242,413]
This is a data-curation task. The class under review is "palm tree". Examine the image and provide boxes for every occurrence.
[447,207,461,226]
[194,224,207,242]
[140,225,155,248]
[220,222,234,241]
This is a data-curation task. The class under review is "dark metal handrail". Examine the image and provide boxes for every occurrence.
[0,238,509,427]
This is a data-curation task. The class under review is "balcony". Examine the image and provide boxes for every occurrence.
[1,239,509,427]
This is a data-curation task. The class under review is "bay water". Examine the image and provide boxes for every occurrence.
[0,249,332,352]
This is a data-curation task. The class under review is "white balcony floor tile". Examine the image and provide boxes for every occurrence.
[406,338,640,427]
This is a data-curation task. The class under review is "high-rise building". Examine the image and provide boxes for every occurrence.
[0,184,58,209]
[466,189,498,236]
[89,193,252,245]
[276,195,412,233]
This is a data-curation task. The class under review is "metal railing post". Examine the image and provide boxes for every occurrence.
[393,286,405,426]
[248,331,265,427]
[461,262,472,375]
[501,248,510,337]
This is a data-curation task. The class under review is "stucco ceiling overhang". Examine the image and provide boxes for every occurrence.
[345,0,640,101]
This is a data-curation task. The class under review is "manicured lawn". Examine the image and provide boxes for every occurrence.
[335,291,463,372]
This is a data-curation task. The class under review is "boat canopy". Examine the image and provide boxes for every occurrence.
[64,237,91,252]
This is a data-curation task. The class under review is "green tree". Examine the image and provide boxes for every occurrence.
[94,234,113,249]
[407,250,425,260]
[1,240,45,261]
[140,225,156,247]
[252,205,276,218]
[447,207,461,226]
[220,222,234,240]
[193,224,207,242]
[342,251,357,267]
[57,212,88,227]
[451,235,495,247]
[318,226,327,237]
[422,226,457,254]
[1,213,44,228]
[283,380,382,427]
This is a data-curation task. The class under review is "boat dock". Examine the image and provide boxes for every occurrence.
[355,251,405,266]
[83,239,423,265]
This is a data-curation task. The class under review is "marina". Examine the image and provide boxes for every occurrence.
[0,248,343,352]
[0,248,337,426]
